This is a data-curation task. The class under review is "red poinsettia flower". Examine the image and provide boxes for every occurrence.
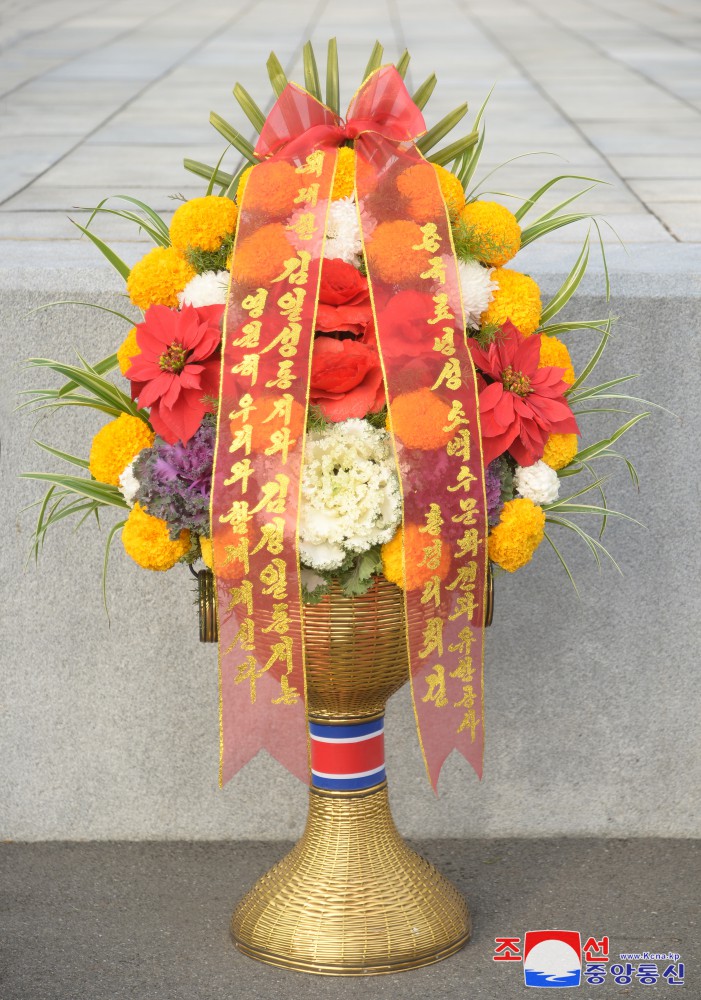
[316,258,372,335]
[310,335,385,421]
[127,304,223,445]
[468,320,579,466]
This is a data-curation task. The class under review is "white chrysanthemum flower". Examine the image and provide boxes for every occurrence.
[514,460,560,505]
[178,270,230,308]
[324,196,376,264]
[299,420,402,571]
[118,459,141,507]
[458,259,497,329]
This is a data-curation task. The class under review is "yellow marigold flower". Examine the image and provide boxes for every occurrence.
[542,432,578,471]
[122,502,190,571]
[117,327,140,377]
[397,163,465,221]
[89,414,154,486]
[236,166,253,204]
[332,147,355,200]
[480,267,542,336]
[126,246,195,310]
[488,498,545,573]
[381,523,451,592]
[169,196,237,254]
[200,536,213,569]
[365,220,430,285]
[460,200,521,267]
[539,335,575,385]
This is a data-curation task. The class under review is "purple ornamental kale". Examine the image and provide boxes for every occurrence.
[134,421,214,538]
[486,458,504,525]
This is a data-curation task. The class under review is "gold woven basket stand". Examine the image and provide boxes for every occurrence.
[228,577,472,975]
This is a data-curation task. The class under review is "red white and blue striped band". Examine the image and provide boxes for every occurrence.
[309,717,386,792]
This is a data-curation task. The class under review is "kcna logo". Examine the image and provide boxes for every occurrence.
[522,930,582,988]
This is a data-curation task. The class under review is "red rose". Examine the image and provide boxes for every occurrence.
[316,258,372,335]
[310,336,385,421]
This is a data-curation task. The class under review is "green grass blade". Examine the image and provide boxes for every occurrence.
[467,151,558,202]
[77,205,169,246]
[412,73,436,111]
[206,145,232,197]
[395,49,410,79]
[68,219,130,280]
[303,40,321,99]
[102,519,127,619]
[20,472,129,508]
[363,41,384,81]
[458,126,485,189]
[574,413,649,463]
[539,318,611,337]
[209,112,257,162]
[416,103,469,154]
[233,83,266,132]
[552,503,645,527]
[267,51,288,97]
[515,174,607,222]
[543,530,580,595]
[427,130,479,168]
[33,441,89,469]
[82,195,171,243]
[539,234,590,324]
[521,211,595,247]
[28,300,135,325]
[225,161,249,201]
[568,374,641,402]
[546,514,602,571]
[326,38,339,114]
[184,159,234,188]
[569,319,612,391]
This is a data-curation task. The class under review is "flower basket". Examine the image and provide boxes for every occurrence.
[21,38,649,976]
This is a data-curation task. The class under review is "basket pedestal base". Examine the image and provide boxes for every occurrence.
[231,782,470,976]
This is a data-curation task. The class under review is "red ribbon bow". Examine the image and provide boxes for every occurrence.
[254,65,427,162]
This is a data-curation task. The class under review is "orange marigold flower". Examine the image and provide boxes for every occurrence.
[126,246,195,310]
[390,388,455,450]
[539,335,575,385]
[238,161,304,217]
[231,223,294,286]
[398,163,465,221]
[117,327,140,376]
[381,523,452,592]
[169,196,237,254]
[365,220,431,286]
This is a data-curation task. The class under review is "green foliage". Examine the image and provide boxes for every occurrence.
[185,234,234,274]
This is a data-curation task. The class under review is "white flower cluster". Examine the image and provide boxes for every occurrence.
[178,269,230,308]
[323,196,376,265]
[458,259,497,329]
[118,460,140,507]
[514,460,560,505]
[299,420,401,571]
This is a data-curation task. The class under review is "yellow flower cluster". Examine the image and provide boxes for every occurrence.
[126,246,195,310]
[199,536,213,569]
[117,327,140,376]
[169,195,238,253]
[236,166,253,204]
[542,433,578,471]
[488,498,545,572]
[539,335,575,385]
[122,503,190,571]
[332,147,356,200]
[480,267,542,335]
[434,165,465,220]
[89,414,154,487]
[460,201,521,267]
